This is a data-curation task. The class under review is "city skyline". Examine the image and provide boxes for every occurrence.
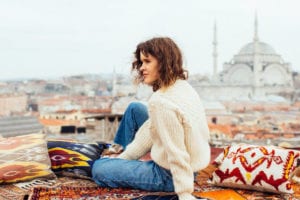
[0,0,300,81]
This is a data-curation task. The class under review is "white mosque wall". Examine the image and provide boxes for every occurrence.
[193,84,294,102]
[193,85,253,101]
[233,54,282,64]
[263,64,293,86]
[223,64,253,85]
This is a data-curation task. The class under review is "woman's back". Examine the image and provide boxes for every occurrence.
[149,79,211,171]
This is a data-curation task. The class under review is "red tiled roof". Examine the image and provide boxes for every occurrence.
[39,118,81,126]
[81,108,111,114]
[208,124,232,137]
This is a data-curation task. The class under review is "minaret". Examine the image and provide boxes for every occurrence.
[112,67,117,97]
[212,20,218,80]
[253,12,259,42]
[253,12,262,89]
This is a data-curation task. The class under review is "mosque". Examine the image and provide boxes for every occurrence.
[193,15,295,102]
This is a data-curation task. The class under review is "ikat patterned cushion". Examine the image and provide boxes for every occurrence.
[0,133,56,184]
[47,140,103,179]
[211,143,300,194]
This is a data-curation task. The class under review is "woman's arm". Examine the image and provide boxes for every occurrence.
[118,119,153,160]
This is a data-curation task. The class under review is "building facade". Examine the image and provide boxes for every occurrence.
[0,94,27,116]
[193,15,295,101]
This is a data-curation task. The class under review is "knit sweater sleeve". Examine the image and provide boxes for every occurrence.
[149,101,195,199]
[118,119,152,160]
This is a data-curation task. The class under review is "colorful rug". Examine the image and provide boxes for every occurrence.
[0,184,27,200]
[29,187,152,200]
[0,176,98,200]
[27,185,299,200]
[0,178,58,200]
[194,189,246,200]
[1,164,300,200]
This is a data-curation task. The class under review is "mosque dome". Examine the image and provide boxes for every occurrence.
[238,41,277,55]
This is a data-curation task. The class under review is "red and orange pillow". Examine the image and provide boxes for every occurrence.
[0,133,56,184]
[210,143,300,194]
[0,134,106,184]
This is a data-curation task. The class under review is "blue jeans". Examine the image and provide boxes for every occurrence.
[114,102,149,148]
[92,102,175,192]
[92,158,174,191]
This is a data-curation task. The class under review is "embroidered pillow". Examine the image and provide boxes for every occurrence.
[211,143,300,194]
[0,133,56,184]
[47,140,103,179]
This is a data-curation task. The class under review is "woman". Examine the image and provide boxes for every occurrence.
[92,37,210,200]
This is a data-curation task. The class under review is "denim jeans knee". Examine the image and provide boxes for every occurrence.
[92,158,174,192]
[114,102,149,148]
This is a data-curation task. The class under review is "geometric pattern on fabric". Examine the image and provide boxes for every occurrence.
[47,140,102,179]
[28,186,150,200]
[0,133,56,184]
[211,143,300,194]
[2,163,300,200]
[26,177,300,200]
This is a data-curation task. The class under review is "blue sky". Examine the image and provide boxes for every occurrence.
[0,0,299,80]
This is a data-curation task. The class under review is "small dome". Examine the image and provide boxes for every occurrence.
[239,42,277,55]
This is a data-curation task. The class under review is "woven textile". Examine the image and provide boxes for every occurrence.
[48,140,103,179]
[211,143,300,194]
[194,189,246,200]
[0,133,56,184]
[29,186,152,200]
[0,178,57,200]
[0,184,27,200]
[195,163,300,200]
[2,164,296,200]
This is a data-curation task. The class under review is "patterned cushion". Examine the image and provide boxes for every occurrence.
[0,133,56,184]
[211,143,300,193]
[47,140,103,179]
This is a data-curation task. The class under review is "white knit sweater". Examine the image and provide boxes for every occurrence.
[118,80,211,200]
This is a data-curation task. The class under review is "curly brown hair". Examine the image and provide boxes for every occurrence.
[132,37,188,91]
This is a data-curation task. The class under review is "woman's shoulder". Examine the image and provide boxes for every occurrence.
[150,79,200,106]
[148,92,179,111]
[158,80,198,99]
[156,79,190,95]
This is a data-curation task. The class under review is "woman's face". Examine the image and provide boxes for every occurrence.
[139,52,159,85]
